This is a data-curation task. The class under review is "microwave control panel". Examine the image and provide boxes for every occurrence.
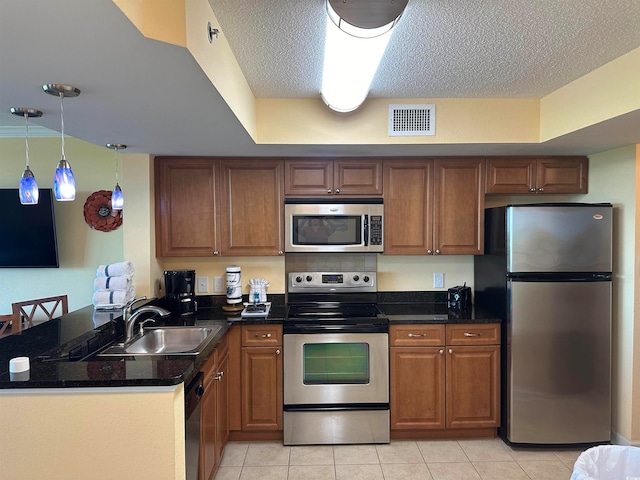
[369,215,383,245]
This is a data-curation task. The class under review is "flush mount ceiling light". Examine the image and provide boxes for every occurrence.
[10,107,43,205]
[106,143,126,210]
[43,83,80,201]
[321,0,409,113]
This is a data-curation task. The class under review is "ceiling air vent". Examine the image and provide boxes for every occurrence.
[388,104,435,136]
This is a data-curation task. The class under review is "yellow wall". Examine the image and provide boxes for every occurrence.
[0,137,125,314]
[0,385,185,480]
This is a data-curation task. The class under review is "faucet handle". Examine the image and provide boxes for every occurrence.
[125,296,147,310]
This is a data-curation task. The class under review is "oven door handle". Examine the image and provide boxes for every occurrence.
[283,324,388,334]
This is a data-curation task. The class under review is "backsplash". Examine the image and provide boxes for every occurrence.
[284,252,377,273]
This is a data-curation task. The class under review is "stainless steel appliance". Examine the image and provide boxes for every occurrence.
[164,270,197,316]
[283,271,390,445]
[184,371,204,480]
[474,203,612,445]
[284,199,383,253]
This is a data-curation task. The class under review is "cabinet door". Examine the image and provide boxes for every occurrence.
[433,158,485,255]
[446,345,500,429]
[201,361,219,480]
[285,159,333,196]
[383,159,433,255]
[536,156,588,194]
[390,346,446,430]
[219,158,284,256]
[214,351,229,466]
[485,157,536,194]
[155,157,219,257]
[333,158,383,196]
[241,346,283,430]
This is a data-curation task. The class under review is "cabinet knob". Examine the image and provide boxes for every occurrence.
[255,333,272,338]
[278,250,284,255]
[463,332,482,337]
[448,348,453,354]
[275,349,281,355]
[327,189,332,194]
[538,187,544,192]
[427,249,432,255]
[335,188,340,194]
[439,349,444,355]
[435,249,440,255]
[529,188,536,192]
[213,250,219,255]
[408,333,426,338]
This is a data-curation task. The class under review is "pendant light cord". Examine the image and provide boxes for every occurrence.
[114,147,120,184]
[59,92,66,160]
[24,113,30,168]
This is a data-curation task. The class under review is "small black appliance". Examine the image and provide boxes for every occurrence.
[164,270,197,316]
[447,284,471,310]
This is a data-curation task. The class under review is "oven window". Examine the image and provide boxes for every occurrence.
[292,215,362,246]
[303,342,369,384]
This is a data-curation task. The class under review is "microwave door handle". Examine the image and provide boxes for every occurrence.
[363,215,369,246]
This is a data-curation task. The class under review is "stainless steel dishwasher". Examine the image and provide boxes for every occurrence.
[185,372,204,480]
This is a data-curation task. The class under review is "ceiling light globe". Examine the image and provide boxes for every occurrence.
[53,159,76,201]
[19,167,39,205]
[111,184,124,210]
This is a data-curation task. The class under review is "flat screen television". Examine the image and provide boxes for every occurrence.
[0,188,59,268]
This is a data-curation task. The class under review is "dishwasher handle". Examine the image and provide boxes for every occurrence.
[185,371,205,420]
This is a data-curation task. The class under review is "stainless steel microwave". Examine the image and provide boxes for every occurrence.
[284,199,383,253]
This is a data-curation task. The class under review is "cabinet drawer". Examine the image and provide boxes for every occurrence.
[446,324,500,345]
[390,324,445,347]
[241,324,282,347]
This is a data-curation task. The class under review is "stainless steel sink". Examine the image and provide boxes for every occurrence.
[96,325,223,357]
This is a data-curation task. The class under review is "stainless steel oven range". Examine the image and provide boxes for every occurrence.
[283,271,389,445]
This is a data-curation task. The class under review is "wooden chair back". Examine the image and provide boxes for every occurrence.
[11,295,69,333]
[0,313,15,337]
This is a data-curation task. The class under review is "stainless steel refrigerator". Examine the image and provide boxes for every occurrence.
[474,203,612,445]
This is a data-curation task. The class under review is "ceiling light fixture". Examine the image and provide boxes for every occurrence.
[106,143,126,210]
[321,0,408,113]
[10,107,43,205]
[43,84,80,201]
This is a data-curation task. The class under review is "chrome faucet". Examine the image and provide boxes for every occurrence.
[123,296,170,344]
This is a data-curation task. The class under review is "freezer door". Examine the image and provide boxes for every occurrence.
[507,280,611,444]
[507,205,612,273]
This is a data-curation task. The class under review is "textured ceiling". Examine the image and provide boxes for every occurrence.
[210,0,640,99]
[0,0,639,158]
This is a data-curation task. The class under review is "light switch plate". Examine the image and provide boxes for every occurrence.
[197,276,209,293]
[434,272,444,289]
[214,276,224,293]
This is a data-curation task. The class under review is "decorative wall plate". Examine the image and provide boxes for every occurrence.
[83,190,123,232]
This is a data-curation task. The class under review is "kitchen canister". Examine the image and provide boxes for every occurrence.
[226,265,242,304]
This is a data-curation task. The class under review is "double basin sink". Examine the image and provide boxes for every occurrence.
[96,325,223,357]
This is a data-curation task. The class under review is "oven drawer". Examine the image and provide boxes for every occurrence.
[390,324,445,347]
[242,324,282,347]
[445,323,500,345]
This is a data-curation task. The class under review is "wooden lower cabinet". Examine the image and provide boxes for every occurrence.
[390,323,500,438]
[201,333,229,480]
[228,324,283,439]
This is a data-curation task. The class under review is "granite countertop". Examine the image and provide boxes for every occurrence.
[0,292,499,390]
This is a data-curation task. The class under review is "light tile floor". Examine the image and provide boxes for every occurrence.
[214,438,585,480]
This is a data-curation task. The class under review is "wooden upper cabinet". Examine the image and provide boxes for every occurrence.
[219,158,284,256]
[155,157,219,257]
[433,158,485,255]
[285,158,382,196]
[383,158,484,255]
[486,156,588,194]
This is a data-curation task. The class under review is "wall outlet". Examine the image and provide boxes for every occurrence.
[433,272,444,289]
[214,276,224,293]
[197,276,209,293]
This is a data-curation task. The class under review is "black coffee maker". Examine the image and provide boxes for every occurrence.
[164,270,197,316]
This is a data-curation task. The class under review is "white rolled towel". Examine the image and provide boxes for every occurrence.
[92,287,136,308]
[96,261,135,278]
[94,275,132,291]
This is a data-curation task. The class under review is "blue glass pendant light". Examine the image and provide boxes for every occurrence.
[106,143,126,210]
[10,107,43,205]
[43,84,80,201]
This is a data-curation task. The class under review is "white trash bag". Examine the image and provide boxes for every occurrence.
[571,445,640,480]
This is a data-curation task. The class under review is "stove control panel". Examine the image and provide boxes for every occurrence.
[288,271,376,292]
